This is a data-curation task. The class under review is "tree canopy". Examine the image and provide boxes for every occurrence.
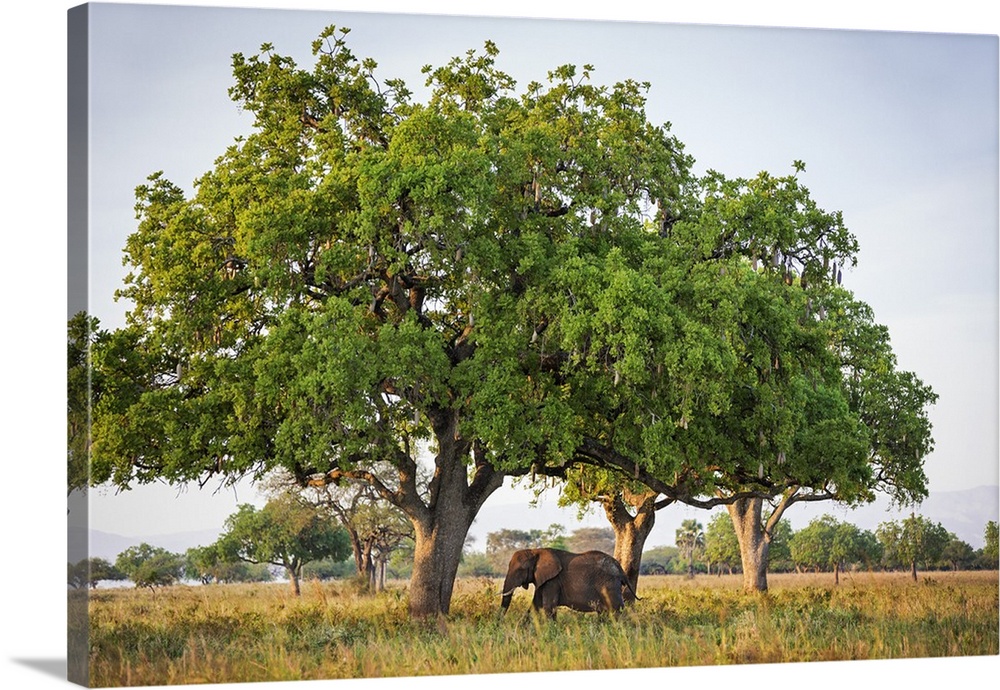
[876,514,952,581]
[68,557,126,590]
[114,544,185,590]
[215,493,351,595]
[984,521,999,564]
[790,515,881,583]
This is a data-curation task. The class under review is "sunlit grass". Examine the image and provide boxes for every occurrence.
[87,570,999,686]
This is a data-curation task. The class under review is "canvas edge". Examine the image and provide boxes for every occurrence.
[68,2,91,687]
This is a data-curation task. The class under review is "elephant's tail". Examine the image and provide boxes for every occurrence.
[623,577,641,602]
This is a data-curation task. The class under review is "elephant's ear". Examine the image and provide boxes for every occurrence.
[534,550,563,586]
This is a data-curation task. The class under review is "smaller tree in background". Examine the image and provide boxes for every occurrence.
[484,525,567,573]
[675,520,705,579]
[790,517,831,574]
[67,562,87,590]
[983,521,999,565]
[457,552,498,578]
[216,494,351,596]
[485,529,542,573]
[68,557,126,590]
[185,545,226,585]
[365,520,415,592]
[941,537,976,572]
[704,512,741,576]
[827,521,868,583]
[542,524,570,551]
[790,515,876,584]
[877,514,951,581]
[702,509,793,576]
[185,545,274,584]
[287,469,415,590]
[114,544,185,591]
[639,546,679,575]
[851,528,883,572]
[566,527,616,555]
[764,520,795,574]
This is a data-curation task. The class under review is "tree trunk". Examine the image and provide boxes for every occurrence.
[910,559,918,581]
[604,490,657,600]
[347,527,364,577]
[408,507,472,617]
[366,558,377,590]
[287,561,301,596]
[834,561,840,586]
[726,497,770,592]
[403,410,504,619]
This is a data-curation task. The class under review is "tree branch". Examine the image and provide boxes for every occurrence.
[574,437,780,510]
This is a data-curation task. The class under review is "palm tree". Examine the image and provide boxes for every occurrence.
[676,519,705,579]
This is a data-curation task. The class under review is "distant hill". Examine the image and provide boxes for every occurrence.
[82,485,998,562]
[86,528,223,562]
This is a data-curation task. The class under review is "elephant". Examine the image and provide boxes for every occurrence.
[499,548,638,618]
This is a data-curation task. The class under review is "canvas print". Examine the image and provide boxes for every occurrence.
[67,2,999,688]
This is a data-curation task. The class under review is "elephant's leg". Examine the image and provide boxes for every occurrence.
[598,585,625,613]
[535,582,559,619]
[531,586,544,612]
[609,588,626,614]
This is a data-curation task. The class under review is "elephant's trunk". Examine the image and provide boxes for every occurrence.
[500,587,515,611]
[500,562,529,614]
[500,576,520,612]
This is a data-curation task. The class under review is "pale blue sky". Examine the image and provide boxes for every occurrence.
[77,2,998,540]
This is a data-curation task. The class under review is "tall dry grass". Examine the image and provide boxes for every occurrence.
[86,570,999,686]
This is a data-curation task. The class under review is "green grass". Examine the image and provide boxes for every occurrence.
[86,570,999,686]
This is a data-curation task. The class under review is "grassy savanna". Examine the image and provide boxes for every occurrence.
[87,571,999,686]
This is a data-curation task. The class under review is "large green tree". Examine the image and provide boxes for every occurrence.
[542,164,874,592]
[718,284,936,592]
[87,26,934,614]
[613,204,934,592]
[89,27,694,618]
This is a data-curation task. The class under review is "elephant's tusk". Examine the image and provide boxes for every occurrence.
[500,588,516,597]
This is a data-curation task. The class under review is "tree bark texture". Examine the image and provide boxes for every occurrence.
[404,409,503,618]
[726,497,770,592]
[603,491,657,600]
[287,562,302,597]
